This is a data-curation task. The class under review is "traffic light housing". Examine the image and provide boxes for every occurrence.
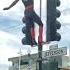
[47,0,61,42]
[22,17,33,45]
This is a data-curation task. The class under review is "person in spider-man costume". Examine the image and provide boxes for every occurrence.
[3,0,43,46]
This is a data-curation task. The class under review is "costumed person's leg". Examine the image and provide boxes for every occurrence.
[30,21,37,46]
[38,25,43,44]
[24,10,37,46]
[31,27,35,41]
[22,13,32,45]
[33,11,43,45]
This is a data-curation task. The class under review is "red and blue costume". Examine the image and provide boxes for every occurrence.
[22,0,43,46]
[3,0,43,46]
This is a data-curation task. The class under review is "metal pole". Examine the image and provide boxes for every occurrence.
[40,0,42,18]
[28,53,31,70]
[19,56,21,70]
[38,44,42,70]
[18,48,22,70]
[38,0,42,70]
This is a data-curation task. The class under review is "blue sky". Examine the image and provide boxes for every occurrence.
[0,0,70,69]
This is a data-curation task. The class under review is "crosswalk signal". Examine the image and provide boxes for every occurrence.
[47,0,61,42]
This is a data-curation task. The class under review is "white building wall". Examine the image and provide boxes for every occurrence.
[9,62,36,70]
[62,56,69,68]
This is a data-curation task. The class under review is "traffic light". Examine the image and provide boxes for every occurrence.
[22,17,33,45]
[47,0,61,42]
[22,17,37,46]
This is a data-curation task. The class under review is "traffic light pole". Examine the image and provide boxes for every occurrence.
[38,0,42,70]
[38,44,42,70]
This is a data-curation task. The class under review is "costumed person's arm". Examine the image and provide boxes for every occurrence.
[3,0,19,10]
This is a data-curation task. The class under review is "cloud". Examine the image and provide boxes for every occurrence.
[0,31,23,65]
[0,30,39,65]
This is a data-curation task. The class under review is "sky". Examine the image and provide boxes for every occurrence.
[0,0,70,70]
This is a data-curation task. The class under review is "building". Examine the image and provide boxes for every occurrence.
[8,52,70,70]
[8,53,38,70]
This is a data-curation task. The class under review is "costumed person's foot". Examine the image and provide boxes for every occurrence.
[31,27,37,46]
[31,39,37,47]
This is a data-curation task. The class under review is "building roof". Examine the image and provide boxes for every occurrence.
[8,53,38,63]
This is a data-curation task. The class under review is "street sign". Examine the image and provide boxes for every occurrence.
[42,47,67,58]
[49,44,58,50]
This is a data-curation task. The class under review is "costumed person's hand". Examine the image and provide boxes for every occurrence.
[3,7,10,10]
